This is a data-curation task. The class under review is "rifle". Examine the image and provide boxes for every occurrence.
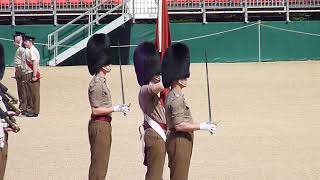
[0,102,20,133]
[0,84,20,115]
[0,83,18,104]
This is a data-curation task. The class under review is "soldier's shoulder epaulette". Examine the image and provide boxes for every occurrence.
[93,77,100,83]
[172,90,183,98]
[170,92,183,104]
[93,76,106,83]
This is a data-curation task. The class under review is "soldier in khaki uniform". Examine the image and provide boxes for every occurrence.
[86,34,130,180]
[161,43,217,180]
[23,47,34,115]
[0,42,19,180]
[13,31,28,113]
[133,42,166,180]
[24,36,40,117]
[0,42,8,180]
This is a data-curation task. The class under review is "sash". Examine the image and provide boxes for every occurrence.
[26,60,40,79]
[144,114,166,141]
[139,114,166,166]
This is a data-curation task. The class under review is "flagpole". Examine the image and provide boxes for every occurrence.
[158,0,163,53]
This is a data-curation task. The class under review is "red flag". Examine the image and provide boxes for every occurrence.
[155,0,171,105]
[155,0,171,61]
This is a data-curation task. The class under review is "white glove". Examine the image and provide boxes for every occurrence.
[200,122,217,133]
[6,111,16,117]
[113,104,130,113]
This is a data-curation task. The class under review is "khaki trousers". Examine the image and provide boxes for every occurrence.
[144,128,166,180]
[28,80,40,115]
[15,67,27,111]
[25,73,33,112]
[166,131,194,180]
[88,121,112,180]
[0,134,8,180]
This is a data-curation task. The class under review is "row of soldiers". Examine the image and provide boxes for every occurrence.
[1,32,216,180]
[0,43,21,180]
[13,31,41,118]
[86,34,217,180]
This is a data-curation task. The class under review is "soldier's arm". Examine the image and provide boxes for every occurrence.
[0,94,20,132]
[149,80,164,95]
[171,97,201,132]
[30,50,39,77]
[175,122,200,132]
[32,59,39,77]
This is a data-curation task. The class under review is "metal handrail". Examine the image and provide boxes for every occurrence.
[47,0,104,49]
[48,0,129,50]
[47,0,129,65]
[56,4,123,47]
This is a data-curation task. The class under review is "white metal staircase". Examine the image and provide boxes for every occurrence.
[47,0,133,66]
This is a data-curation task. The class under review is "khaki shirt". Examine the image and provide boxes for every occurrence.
[14,46,29,74]
[138,85,166,124]
[165,88,193,129]
[88,76,112,110]
[14,46,25,67]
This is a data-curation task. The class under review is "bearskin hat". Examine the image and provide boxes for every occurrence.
[161,43,190,88]
[0,43,6,80]
[86,33,111,75]
[133,41,161,86]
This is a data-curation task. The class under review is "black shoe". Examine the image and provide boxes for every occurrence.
[26,113,38,117]
[21,111,28,115]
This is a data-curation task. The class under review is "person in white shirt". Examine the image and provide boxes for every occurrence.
[24,36,40,117]
[13,31,28,114]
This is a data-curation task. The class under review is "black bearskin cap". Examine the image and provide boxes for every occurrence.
[161,43,190,88]
[86,34,111,75]
[133,41,161,86]
[0,43,5,80]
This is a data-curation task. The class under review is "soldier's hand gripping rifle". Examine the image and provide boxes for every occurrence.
[0,99,20,133]
[0,83,21,115]
[5,101,20,115]
[0,110,20,133]
[0,82,18,104]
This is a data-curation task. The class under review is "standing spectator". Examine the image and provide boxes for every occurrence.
[24,36,40,117]
[13,31,28,114]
